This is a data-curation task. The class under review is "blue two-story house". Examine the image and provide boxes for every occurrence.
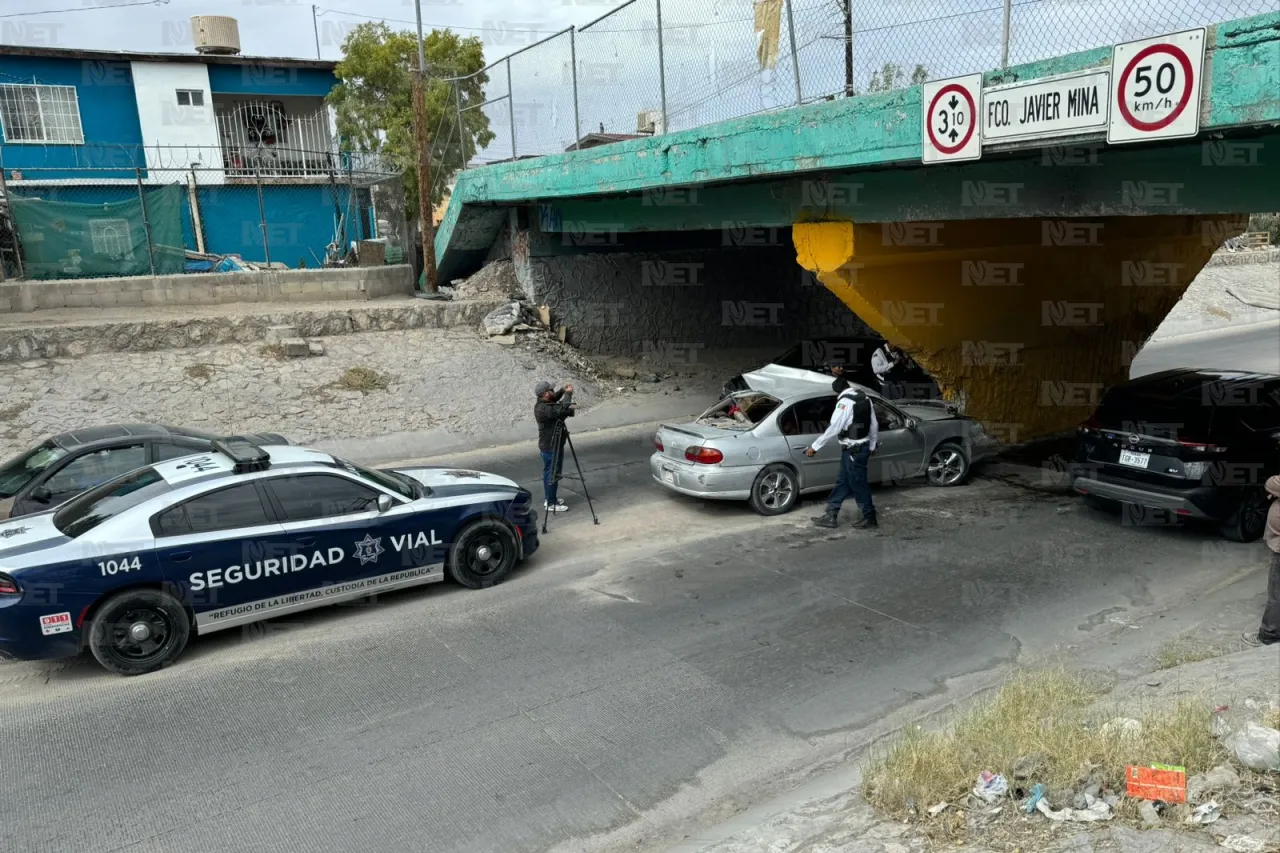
[0,18,382,278]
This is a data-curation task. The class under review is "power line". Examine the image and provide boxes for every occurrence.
[314,7,562,36]
[0,0,169,19]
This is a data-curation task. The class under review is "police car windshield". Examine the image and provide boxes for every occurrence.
[329,457,418,500]
[0,441,68,498]
[53,467,171,538]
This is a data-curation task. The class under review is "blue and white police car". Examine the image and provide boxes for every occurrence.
[0,438,539,675]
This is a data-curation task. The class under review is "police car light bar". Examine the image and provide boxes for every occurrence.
[211,437,271,473]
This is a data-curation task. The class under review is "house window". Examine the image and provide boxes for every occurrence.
[88,219,134,260]
[176,89,204,107]
[0,84,85,144]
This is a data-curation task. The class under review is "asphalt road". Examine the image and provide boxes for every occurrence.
[0,425,1269,853]
[1133,319,1280,377]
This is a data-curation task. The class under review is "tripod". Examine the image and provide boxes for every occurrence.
[542,418,599,533]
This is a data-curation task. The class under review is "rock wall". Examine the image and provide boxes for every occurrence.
[525,246,870,356]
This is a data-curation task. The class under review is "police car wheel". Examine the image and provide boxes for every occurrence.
[749,464,798,516]
[926,442,970,487]
[87,589,190,676]
[448,520,519,589]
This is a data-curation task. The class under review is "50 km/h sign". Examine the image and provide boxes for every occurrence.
[1108,28,1206,144]
[922,74,982,163]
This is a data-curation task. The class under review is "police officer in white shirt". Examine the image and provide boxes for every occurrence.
[870,342,898,395]
[804,368,879,529]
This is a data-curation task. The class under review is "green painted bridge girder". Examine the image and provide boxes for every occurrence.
[436,11,1280,280]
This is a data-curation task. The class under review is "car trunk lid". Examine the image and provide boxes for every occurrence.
[656,424,739,462]
[1080,394,1222,484]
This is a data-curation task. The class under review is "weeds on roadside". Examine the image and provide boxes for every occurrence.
[336,367,389,393]
[1153,634,1224,670]
[863,667,1226,826]
[184,364,215,381]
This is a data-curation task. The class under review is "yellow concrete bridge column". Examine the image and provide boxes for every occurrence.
[793,215,1247,440]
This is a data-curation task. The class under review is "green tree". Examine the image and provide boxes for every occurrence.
[867,62,929,92]
[327,22,493,217]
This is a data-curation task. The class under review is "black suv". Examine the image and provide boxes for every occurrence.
[0,425,288,518]
[1071,369,1280,541]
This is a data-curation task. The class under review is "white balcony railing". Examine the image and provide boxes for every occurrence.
[215,103,337,178]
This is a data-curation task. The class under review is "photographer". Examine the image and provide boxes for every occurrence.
[534,380,575,513]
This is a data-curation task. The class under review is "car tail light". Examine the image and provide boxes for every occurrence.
[1078,416,1102,434]
[0,573,19,595]
[685,446,724,464]
[654,435,664,452]
[1177,440,1227,453]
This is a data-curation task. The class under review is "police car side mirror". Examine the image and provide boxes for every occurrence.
[31,486,52,504]
[377,494,393,514]
[906,419,918,431]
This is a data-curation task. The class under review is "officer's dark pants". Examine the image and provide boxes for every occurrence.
[826,445,875,520]
[1259,551,1280,644]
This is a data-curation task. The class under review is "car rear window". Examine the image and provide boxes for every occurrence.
[53,467,172,538]
[0,441,69,498]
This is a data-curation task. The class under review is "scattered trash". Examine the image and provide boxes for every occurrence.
[1102,717,1144,740]
[1225,723,1280,773]
[1035,794,1113,823]
[1011,753,1046,780]
[1023,783,1047,814]
[1188,764,1242,803]
[927,801,949,817]
[481,302,525,337]
[1138,800,1162,826]
[973,771,1009,804]
[1126,764,1187,803]
[1220,836,1269,853]
[1187,801,1222,825]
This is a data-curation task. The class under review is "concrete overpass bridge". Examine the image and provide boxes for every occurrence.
[436,12,1280,439]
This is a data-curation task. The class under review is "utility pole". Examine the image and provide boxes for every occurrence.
[842,0,853,97]
[311,5,320,60]
[412,0,438,293]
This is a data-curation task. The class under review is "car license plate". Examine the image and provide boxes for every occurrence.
[663,470,676,485]
[1118,449,1150,469]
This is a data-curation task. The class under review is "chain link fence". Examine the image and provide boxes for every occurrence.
[448,0,1275,165]
[0,146,404,281]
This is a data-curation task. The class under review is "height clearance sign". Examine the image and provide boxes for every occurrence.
[921,74,982,163]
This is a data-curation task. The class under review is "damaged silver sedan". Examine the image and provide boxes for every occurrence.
[649,366,996,515]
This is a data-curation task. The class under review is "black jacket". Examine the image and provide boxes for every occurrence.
[535,389,574,451]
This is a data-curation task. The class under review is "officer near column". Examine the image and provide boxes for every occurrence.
[805,368,879,529]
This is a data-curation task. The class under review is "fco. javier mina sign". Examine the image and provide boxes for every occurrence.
[982,69,1111,144]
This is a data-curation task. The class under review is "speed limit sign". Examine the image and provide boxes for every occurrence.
[922,74,982,163]
[1108,28,1205,144]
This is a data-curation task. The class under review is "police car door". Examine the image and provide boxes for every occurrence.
[260,472,427,594]
[151,480,290,632]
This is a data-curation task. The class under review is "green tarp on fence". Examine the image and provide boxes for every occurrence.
[9,184,185,280]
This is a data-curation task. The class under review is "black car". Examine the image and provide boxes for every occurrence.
[1071,369,1280,541]
[722,336,943,401]
[0,425,288,518]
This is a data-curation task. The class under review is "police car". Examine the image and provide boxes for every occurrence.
[0,438,539,675]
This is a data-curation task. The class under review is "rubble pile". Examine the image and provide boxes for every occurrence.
[453,260,522,302]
